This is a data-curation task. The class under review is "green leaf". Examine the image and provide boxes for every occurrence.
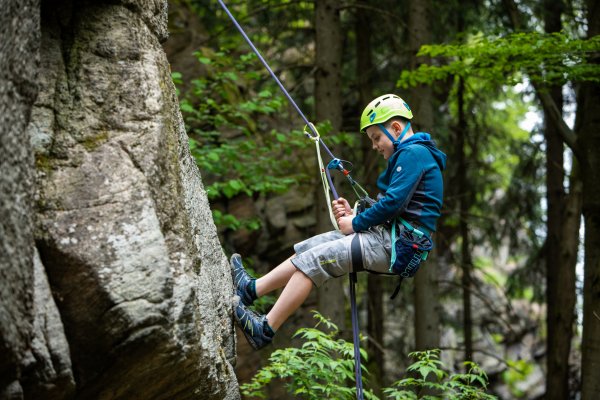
[197,56,212,65]
[180,103,195,113]
[229,179,243,191]
[206,152,220,162]
[418,366,434,380]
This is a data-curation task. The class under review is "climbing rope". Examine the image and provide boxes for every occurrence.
[216,1,366,398]
[305,124,339,230]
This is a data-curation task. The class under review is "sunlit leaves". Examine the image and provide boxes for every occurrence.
[398,32,600,88]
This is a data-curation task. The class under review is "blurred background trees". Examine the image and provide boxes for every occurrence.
[163,0,599,398]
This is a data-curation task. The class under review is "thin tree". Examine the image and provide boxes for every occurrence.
[408,0,440,351]
[578,1,600,398]
[456,73,475,362]
[314,0,346,331]
[540,1,579,398]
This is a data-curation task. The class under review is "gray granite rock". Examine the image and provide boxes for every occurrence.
[1,0,240,398]
[0,0,40,396]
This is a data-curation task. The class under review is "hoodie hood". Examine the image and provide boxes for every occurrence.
[395,132,447,170]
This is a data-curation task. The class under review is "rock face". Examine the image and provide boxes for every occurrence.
[1,0,239,399]
[0,0,40,397]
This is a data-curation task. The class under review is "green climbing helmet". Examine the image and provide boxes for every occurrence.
[359,94,413,132]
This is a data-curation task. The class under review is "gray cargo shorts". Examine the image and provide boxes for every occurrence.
[290,225,392,287]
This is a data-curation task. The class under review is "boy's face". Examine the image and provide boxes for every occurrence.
[366,125,395,160]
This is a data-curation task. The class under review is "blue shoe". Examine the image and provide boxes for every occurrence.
[231,254,257,306]
[234,301,274,350]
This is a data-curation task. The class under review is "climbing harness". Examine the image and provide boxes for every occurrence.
[216,1,369,398]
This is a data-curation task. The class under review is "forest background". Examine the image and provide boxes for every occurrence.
[163,0,599,399]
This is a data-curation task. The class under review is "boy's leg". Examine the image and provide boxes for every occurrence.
[233,260,312,349]
[233,230,348,349]
[255,257,296,297]
[232,255,297,306]
[266,270,313,331]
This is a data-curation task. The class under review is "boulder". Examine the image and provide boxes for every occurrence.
[0,0,40,396]
[1,0,241,398]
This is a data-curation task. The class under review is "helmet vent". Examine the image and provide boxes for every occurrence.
[367,110,373,116]
[375,101,381,107]
[383,96,390,100]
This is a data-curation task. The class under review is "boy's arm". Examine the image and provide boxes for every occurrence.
[352,149,424,232]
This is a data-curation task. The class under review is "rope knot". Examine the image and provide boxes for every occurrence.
[304,123,320,141]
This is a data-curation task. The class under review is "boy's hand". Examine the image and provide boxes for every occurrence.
[337,215,355,235]
[332,198,353,220]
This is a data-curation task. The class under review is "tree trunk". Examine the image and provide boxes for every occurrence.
[314,0,346,330]
[579,3,600,399]
[579,86,600,398]
[408,0,440,350]
[541,2,578,398]
[408,3,434,131]
[356,3,373,112]
[456,75,474,362]
[355,2,385,392]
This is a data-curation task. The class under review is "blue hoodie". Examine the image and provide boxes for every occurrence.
[352,132,447,234]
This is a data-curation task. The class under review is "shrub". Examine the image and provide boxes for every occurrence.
[241,313,497,400]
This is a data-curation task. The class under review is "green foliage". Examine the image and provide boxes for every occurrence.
[398,32,600,88]
[241,312,374,400]
[175,49,314,231]
[241,314,497,400]
[384,350,497,400]
[210,209,261,231]
[501,359,535,398]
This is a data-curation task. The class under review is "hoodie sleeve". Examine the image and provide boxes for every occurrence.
[352,148,424,232]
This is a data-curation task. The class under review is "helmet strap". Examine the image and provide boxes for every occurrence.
[377,122,411,148]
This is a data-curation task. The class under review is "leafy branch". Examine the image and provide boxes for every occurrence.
[398,32,600,89]
[174,49,315,230]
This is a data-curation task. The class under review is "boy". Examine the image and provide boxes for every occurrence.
[232,94,446,350]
